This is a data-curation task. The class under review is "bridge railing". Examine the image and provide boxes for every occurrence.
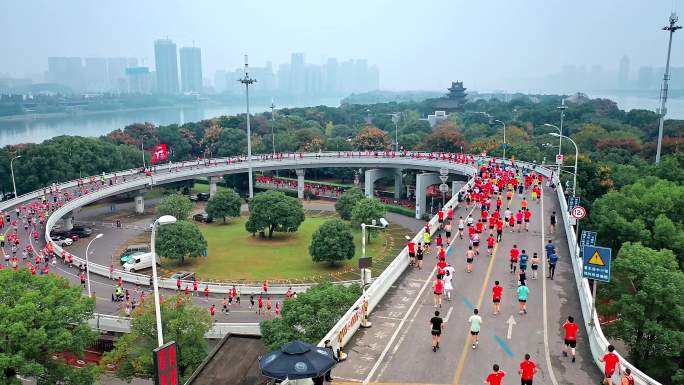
[88,313,260,338]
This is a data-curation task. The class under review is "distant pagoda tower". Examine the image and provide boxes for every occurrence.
[436,81,468,112]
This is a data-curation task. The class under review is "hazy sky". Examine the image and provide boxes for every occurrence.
[1,0,682,92]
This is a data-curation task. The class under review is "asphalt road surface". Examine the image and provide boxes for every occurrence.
[332,184,602,385]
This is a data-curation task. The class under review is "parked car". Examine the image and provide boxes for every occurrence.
[188,194,199,202]
[52,235,73,247]
[120,251,145,264]
[50,230,79,242]
[193,212,213,223]
[122,252,158,273]
[69,226,92,237]
[170,271,195,281]
[196,192,210,201]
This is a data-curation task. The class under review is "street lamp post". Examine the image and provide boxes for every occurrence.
[239,55,257,199]
[150,215,177,347]
[543,123,563,167]
[494,119,506,160]
[391,113,400,152]
[10,155,21,199]
[141,135,146,170]
[84,233,104,298]
[655,13,681,163]
[557,99,567,155]
[270,101,276,156]
[549,132,578,197]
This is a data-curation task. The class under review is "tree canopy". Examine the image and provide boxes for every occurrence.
[351,197,386,241]
[103,294,212,383]
[351,126,390,150]
[260,282,362,350]
[156,220,207,263]
[335,188,365,220]
[0,269,99,385]
[155,193,193,221]
[245,190,305,238]
[205,188,241,223]
[309,219,355,265]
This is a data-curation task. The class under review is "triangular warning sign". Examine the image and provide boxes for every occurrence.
[588,251,605,266]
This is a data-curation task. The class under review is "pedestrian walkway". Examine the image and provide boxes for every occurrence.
[332,177,600,384]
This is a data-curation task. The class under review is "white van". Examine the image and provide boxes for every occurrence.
[122,252,159,272]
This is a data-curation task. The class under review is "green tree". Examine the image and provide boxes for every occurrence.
[351,197,386,242]
[352,126,390,150]
[0,269,99,385]
[156,220,207,263]
[603,243,684,384]
[335,188,364,220]
[216,127,246,156]
[155,193,193,221]
[245,190,305,238]
[260,282,362,350]
[418,121,466,152]
[103,294,212,383]
[205,189,241,223]
[309,219,355,265]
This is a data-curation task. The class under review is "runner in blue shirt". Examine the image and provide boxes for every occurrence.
[517,283,529,315]
[548,252,559,280]
[545,240,555,257]
[519,250,529,271]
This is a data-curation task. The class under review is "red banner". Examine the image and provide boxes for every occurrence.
[150,144,169,164]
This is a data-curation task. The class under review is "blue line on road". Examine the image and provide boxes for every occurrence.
[461,295,475,310]
[494,335,514,357]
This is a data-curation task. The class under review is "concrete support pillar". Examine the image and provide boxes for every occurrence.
[394,169,403,199]
[296,169,305,199]
[63,214,74,231]
[209,176,222,198]
[364,168,396,198]
[134,193,145,214]
[415,173,441,219]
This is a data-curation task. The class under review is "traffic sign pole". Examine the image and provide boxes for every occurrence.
[589,280,598,328]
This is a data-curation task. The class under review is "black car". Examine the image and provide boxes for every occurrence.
[193,212,213,223]
[69,226,93,237]
[196,192,210,201]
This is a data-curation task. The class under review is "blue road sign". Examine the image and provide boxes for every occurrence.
[568,196,581,210]
[501,143,508,149]
[582,245,611,282]
[580,231,597,257]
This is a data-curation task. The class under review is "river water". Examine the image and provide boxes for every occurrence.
[0,98,341,146]
[0,94,681,147]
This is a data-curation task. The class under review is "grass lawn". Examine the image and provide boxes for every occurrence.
[161,215,386,282]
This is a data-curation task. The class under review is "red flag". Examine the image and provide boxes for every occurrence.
[150,144,169,164]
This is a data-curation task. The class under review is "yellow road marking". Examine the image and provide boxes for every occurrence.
[452,242,499,384]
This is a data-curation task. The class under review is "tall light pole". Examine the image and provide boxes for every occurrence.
[655,12,681,163]
[544,123,563,167]
[557,99,568,155]
[494,119,506,160]
[141,135,146,170]
[239,55,257,199]
[390,113,400,151]
[549,132,578,197]
[10,155,21,199]
[270,100,276,155]
[150,215,177,347]
[84,233,104,298]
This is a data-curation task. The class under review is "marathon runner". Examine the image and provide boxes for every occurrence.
[562,316,579,363]
[430,310,444,352]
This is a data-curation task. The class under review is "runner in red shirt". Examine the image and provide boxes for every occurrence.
[437,259,447,276]
[193,279,198,295]
[599,345,620,385]
[447,206,454,222]
[204,285,209,300]
[437,210,445,229]
[524,209,532,231]
[209,304,216,321]
[492,280,503,315]
[176,277,181,291]
[407,237,416,266]
[510,245,520,274]
[486,233,496,256]
[484,364,506,385]
[562,316,579,362]
[437,247,446,261]
[518,354,537,385]
[496,219,504,242]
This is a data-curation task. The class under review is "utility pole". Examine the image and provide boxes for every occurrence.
[656,12,681,164]
[239,55,257,198]
[270,101,276,155]
[557,99,567,161]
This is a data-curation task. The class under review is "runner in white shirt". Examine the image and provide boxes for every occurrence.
[457,217,465,239]
[466,215,474,227]
[444,264,456,300]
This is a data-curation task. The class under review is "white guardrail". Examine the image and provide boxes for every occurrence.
[88,313,260,337]
[1,152,660,382]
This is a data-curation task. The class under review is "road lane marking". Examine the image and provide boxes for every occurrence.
[452,243,499,384]
[444,306,454,322]
[494,335,515,357]
[461,295,475,310]
[373,315,403,321]
[540,186,560,385]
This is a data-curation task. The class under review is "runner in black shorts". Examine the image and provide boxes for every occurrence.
[430,310,444,352]
[416,244,424,270]
[549,211,557,233]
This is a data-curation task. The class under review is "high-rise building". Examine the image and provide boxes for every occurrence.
[277,63,291,93]
[618,55,630,89]
[107,57,136,92]
[154,39,180,94]
[325,58,338,94]
[125,67,152,94]
[179,46,202,93]
[84,58,107,92]
[290,53,305,94]
[47,57,83,92]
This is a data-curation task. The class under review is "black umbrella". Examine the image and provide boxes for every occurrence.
[259,340,336,380]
